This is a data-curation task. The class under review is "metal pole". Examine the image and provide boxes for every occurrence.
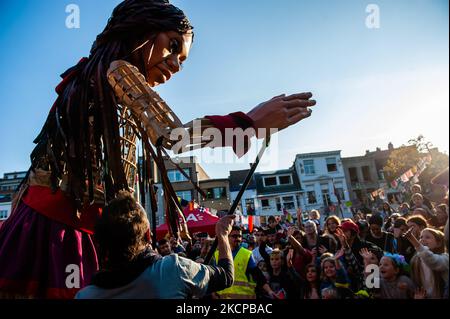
[204,136,271,264]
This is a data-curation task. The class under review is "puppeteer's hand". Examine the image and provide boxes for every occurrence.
[215,215,236,238]
[247,92,316,138]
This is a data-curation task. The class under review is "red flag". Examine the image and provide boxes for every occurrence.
[248,215,254,233]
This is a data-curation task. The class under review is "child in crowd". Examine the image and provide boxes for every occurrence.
[400,203,411,217]
[319,250,352,299]
[407,216,428,239]
[308,210,322,233]
[323,216,342,249]
[366,214,395,253]
[302,220,337,257]
[301,263,321,299]
[411,193,434,217]
[405,227,449,299]
[392,217,415,262]
[285,227,313,280]
[434,204,448,231]
[265,249,301,299]
[378,254,415,299]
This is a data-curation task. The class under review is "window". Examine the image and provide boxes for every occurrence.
[206,187,227,200]
[263,175,293,187]
[263,177,277,187]
[322,189,331,207]
[176,190,192,202]
[326,158,338,172]
[279,175,292,185]
[245,198,255,215]
[304,160,315,175]
[0,210,8,220]
[378,170,385,181]
[282,196,296,210]
[276,198,282,211]
[362,166,371,181]
[349,167,359,183]
[307,191,317,204]
[167,169,190,182]
[261,199,271,209]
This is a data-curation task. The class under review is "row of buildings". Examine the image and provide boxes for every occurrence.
[0,143,410,227]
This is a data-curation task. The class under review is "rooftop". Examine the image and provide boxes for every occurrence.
[229,169,256,192]
[296,150,342,159]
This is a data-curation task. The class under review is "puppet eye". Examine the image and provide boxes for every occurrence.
[169,39,181,54]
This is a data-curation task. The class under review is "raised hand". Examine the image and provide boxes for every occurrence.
[335,228,348,247]
[247,93,316,138]
[287,226,297,238]
[359,248,371,259]
[403,227,421,250]
[334,248,345,260]
[359,248,376,265]
[414,287,427,299]
[286,249,294,268]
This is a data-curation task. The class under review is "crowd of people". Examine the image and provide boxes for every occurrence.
[156,183,449,299]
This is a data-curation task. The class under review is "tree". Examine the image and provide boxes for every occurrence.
[419,149,449,193]
[383,146,420,183]
[408,135,433,153]
[383,136,449,191]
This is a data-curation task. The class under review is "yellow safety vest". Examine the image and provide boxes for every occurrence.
[214,247,256,299]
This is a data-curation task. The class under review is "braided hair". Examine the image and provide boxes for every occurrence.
[30,0,193,207]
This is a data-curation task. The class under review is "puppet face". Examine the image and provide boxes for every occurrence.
[143,31,192,87]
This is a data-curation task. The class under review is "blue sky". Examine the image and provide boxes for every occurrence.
[0,0,448,178]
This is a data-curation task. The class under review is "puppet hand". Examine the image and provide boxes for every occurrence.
[247,92,315,138]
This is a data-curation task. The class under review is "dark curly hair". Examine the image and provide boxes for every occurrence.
[95,191,150,267]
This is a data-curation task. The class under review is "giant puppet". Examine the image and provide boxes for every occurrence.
[0,0,315,298]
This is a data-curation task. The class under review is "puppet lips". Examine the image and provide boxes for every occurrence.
[156,64,172,82]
